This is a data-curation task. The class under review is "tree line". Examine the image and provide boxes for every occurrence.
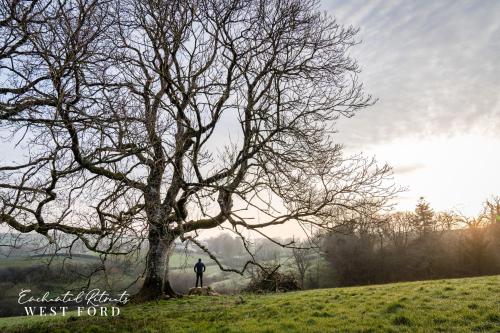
[319,197,500,287]
[205,196,500,290]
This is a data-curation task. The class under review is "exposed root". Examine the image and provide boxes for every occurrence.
[126,280,182,305]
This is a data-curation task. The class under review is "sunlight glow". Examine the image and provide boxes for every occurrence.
[361,133,500,215]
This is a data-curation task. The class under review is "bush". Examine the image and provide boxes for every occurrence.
[243,265,300,293]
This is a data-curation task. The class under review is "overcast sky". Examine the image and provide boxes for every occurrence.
[320,0,500,216]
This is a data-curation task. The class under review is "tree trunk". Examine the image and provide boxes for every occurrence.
[132,226,178,302]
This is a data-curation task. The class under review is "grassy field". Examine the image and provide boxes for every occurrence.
[0,275,499,333]
[0,252,213,268]
[0,254,100,268]
[168,252,215,269]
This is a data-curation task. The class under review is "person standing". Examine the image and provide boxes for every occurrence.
[194,258,206,287]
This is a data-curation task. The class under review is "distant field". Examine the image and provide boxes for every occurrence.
[0,252,214,270]
[0,254,102,268]
[168,252,215,269]
[1,275,499,332]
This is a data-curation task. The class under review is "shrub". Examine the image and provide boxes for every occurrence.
[243,265,300,293]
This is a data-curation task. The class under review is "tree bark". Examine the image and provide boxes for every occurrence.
[133,226,178,302]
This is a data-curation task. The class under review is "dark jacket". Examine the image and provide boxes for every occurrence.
[194,262,206,274]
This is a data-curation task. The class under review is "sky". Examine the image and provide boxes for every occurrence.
[321,0,500,216]
[1,0,499,241]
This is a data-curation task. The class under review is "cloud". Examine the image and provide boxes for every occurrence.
[322,0,500,148]
[393,163,426,175]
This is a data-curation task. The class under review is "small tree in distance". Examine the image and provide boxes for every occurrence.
[0,0,396,301]
[292,242,314,288]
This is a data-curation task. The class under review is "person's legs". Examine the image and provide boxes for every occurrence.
[200,273,203,288]
[196,273,200,287]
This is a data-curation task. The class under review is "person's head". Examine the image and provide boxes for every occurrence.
[198,258,202,262]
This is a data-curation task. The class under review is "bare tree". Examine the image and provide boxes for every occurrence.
[459,215,491,275]
[0,0,395,301]
[382,212,414,251]
[292,241,313,288]
[484,196,500,225]
[0,0,59,119]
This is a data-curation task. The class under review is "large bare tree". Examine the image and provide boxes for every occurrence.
[0,0,395,300]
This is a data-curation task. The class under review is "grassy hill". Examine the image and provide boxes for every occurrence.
[1,275,499,333]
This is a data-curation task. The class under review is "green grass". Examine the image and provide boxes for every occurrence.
[1,275,499,333]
